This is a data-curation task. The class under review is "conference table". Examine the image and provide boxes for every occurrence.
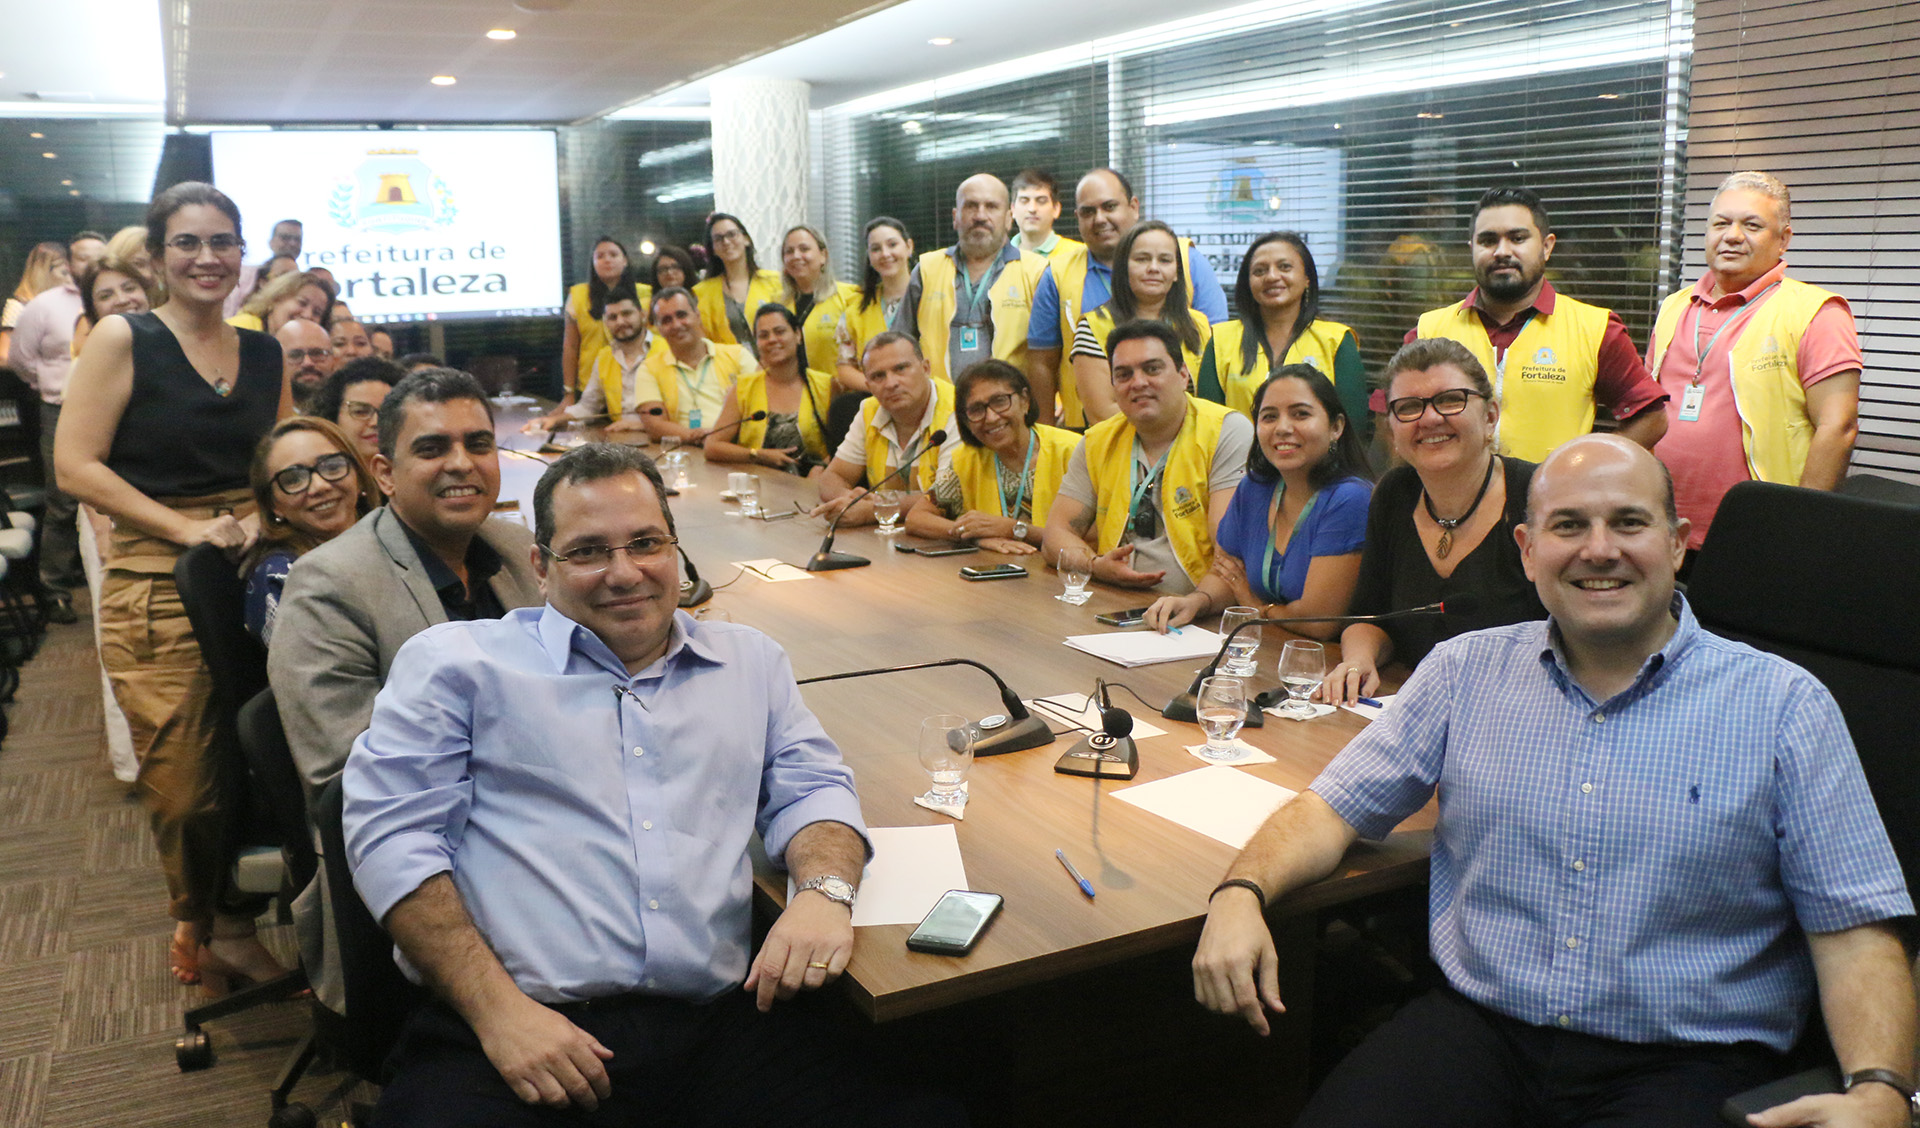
[493,403,1434,1124]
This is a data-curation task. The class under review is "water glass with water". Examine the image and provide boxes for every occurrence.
[736,474,760,517]
[873,489,905,535]
[1219,606,1262,677]
[917,714,974,809]
[1276,640,1327,719]
[1196,676,1248,761]
[665,449,693,490]
[1057,545,1092,605]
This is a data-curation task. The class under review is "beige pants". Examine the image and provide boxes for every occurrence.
[96,491,252,923]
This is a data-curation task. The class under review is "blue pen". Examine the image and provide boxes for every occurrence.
[1055,848,1095,899]
[1357,696,1384,708]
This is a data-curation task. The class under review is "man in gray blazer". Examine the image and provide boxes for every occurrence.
[268,368,543,1010]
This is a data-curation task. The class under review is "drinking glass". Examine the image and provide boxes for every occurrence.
[736,474,760,517]
[1196,676,1249,761]
[659,434,681,458]
[917,714,974,809]
[1057,545,1092,605]
[1219,606,1262,677]
[665,449,693,490]
[1276,640,1327,719]
[872,489,905,535]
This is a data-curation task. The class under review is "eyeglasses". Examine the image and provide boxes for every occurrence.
[542,535,679,574]
[1386,388,1488,423]
[963,392,1019,421]
[285,347,334,362]
[710,230,745,245]
[341,400,380,421]
[271,451,355,495]
[165,234,245,255]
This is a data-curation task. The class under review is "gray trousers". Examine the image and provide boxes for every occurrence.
[38,400,84,589]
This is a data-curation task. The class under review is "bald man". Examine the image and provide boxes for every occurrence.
[277,317,337,412]
[1194,437,1914,1128]
[891,173,1048,384]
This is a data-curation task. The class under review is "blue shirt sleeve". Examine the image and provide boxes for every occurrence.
[1187,246,1229,322]
[1310,640,1457,839]
[1213,475,1272,577]
[1028,265,1063,348]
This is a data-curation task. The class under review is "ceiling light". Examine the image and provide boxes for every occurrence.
[30,131,43,138]
[487,28,517,40]
[928,37,954,46]
[42,151,55,158]
[430,75,458,86]
[902,119,923,134]
[60,179,71,186]
[69,189,80,196]
[1597,92,1622,99]
[1417,111,1444,119]
[639,240,657,255]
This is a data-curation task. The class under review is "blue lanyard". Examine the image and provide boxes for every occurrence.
[959,254,997,314]
[1689,281,1782,383]
[999,431,1036,518]
[1259,483,1318,596]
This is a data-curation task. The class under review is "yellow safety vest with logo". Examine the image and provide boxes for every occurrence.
[796,281,861,376]
[1050,236,1201,428]
[837,296,893,376]
[639,342,753,424]
[859,378,956,489]
[692,271,783,348]
[1647,278,1840,485]
[950,423,1080,526]
[733,367,836,461]
[915,248,1045,383]
[1084,395,1232,585]
[568,282,655,391]
[1207,319,1357,417]
[1415,295,1609,463]
[1080,304,1213,384]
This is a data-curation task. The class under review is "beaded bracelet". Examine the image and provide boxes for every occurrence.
[1209,878,1267,910]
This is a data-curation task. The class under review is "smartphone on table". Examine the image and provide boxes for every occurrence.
[906,890,1004,955]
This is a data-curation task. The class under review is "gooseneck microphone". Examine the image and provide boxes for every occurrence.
[701,410,767,442]
[805,429,948,572]
[796,655,1053,757]
[1160,596,1482,726]
[1054,679,1139,779]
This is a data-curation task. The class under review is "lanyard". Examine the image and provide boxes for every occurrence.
[999,430,1036,518]
[1259,483,1319,596]
[959,253,997,314]
[1127,439,1171,534]
[675,354,714,405]
[1689,281,1781,384]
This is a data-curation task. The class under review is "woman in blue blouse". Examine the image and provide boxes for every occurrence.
[1145,363,1372,638]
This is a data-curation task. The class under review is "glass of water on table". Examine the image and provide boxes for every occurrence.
[1195,676,1249,761]
[1219,605,1262,676]
[1056,545,1092,605]
[1276,640,1327,719]
[918,714,974,810]
[872,489,906,535]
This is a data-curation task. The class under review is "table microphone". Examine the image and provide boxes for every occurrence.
[703,410,767,442]
[796,656,1053,757]
[1161,596,1483,726]
[1053,679,1139,779]
[805,429,948,572]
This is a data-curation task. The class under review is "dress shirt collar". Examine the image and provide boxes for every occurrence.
[1691,259,1789,306]
[1465,279,1558,323]
[535,603,724,678]
[1539,592,1698,704]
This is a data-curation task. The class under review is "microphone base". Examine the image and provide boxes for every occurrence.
[1053,733,1138,779]
[971,713,1053,758]
[806,550,871,572]
[1162,693,1265,728]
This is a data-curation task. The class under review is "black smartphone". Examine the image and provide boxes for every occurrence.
[959,564,1027,581]
[906,890,1004,955]
[915,542,978,557]
[1095,607,1150,627]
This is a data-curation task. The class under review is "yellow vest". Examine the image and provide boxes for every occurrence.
[1080,303,1212,380]
[640,342,753,424]
[797,281,861,376]
[838,296,893,376]
[692,271,782,347]
[859,379,956,489]
[226,312,264,331]
[1035,235,1085,269]
[950,423,1079,527]
[1207,318,1357,417]
[586,345,638,418]
[1647,277,1840,485]
[914,248,1045,383]
[570,282,655,391]
[1050,236,1201,428]
[1084,395,1233,585]
[734,367,836,461]
[1415,294,1609,463]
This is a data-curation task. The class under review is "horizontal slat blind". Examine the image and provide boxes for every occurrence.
[1686,0,1920,482]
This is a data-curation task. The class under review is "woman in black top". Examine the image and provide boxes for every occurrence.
[56,181,293,994]
[1322,338,1546,705]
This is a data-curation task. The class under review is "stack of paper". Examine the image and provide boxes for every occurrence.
[1063,626,1224,668]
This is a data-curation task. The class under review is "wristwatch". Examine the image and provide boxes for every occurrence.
[1842,1068,1919,1118]
[797,874,856,911]
[1011,519,1030,541]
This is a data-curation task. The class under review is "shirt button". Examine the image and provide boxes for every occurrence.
[1557,1014,1571,1027]
[1580,782,1594,794]
[1591,714,1605,724]
[1572,859,1586,872]
[1565,937,1580,949]
[642,820,653,830]
[633,746,645,757]
[647,899,660,910]
[645,977,656,989]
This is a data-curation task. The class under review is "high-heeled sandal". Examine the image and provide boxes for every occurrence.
[169,923,203,986]
[197,921,295,998]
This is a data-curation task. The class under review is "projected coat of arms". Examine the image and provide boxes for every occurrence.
[330,148,458,233]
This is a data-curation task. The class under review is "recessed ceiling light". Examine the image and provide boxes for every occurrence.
[486,28,517,40]
[60,179,71,186]
[30,131,44,139]
[69,189,80,197]
[928,36,954,46]
[638,240,657,255]
[902,120,924,135]
[431,75,458,86]
[42,151,55,158]
[1417,111,1444,119]
[1597,92,1622,99]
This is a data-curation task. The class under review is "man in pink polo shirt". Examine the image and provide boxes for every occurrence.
[1648,171,1861,559]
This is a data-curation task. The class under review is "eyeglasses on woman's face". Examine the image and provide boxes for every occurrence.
[271,451,354,495]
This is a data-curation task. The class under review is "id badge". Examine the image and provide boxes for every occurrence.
[1678,383,1704,422]
[959,325,980,352]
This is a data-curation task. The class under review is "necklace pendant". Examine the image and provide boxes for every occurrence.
[213,378,233,397]
[1436,529,1453,559]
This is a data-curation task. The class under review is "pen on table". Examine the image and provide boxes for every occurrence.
[1357,696,1383,708]
[1055,848,1095,899]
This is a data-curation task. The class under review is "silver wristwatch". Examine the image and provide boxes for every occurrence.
[797,874,856,910]
[1011,519,1030,541]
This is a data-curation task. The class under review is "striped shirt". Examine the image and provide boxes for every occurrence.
[1312,595,1910,1051]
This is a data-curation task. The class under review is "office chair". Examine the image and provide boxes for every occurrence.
[1686,481,1919,1114]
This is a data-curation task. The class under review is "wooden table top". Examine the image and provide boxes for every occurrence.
[494,404,1433,1023]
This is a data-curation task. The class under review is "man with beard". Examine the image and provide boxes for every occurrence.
[893,173,1047,384]
[277,317,336,412]
[1409,188,1667,462]
[522,285,657,435]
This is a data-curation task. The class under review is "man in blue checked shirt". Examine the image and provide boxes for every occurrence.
[1193,434,1915,1128]
[344,443,961,1127]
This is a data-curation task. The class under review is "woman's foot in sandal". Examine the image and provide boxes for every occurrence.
[198,917,292,997]
[169,920,204,986]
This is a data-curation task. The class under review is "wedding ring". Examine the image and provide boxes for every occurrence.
[808,961,830,969]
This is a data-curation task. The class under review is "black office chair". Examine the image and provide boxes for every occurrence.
[1686,481,1919,1114]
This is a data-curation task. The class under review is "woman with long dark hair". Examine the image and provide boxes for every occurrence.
[834,216,914,392]
[1071,220,1212,423]
[561,236,636,411]
[704,303,834,477]
[1198,231,1366,429]
[649,244,698,294]
[693,212,782,354]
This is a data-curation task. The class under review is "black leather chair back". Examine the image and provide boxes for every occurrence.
[317,777,423,1083]
[237,688,317,892]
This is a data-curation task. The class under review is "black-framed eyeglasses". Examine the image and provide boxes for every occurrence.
[341,400,380,420]
[285,347,333,362]
[963,392,1019,421]
[165,234,245,255]
[710,230,745,245]
[542,535,679,574]
[1387,388,1488,423]
[271,452,355,495]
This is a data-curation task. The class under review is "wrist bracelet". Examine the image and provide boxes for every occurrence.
[1209,878,1267,910]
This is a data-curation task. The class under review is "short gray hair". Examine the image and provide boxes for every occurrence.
[1714,171,1790,224]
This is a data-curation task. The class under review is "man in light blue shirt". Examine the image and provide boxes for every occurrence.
[345,443,953,1126]
[1192,435,1914,1128]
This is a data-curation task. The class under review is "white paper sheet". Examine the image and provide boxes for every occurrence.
[785,824,969,927]
[1340,694,1397,722]
[735,558,815,582]
[1111,765,1297,849]
[1184,739,1275,766]
[1063,626,1225,668]
[1028,693,1169,739]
